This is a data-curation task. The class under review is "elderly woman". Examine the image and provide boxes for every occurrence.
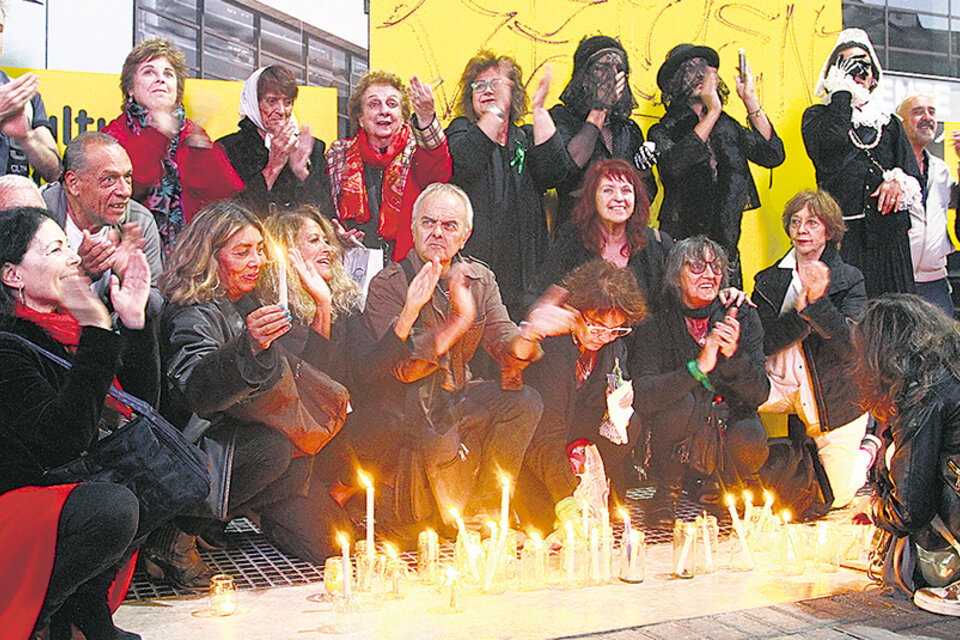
[326,70,451,263]
[630,236,769,526]
[217,65,335,218]
[852,295,960,607]
[529,158,671,314]
[519,259,647,532]
[158,201,347,574]
[648,43,784,289]
[753,190,871,512]
[802,29,922,297]
[445,51,566,319]
[102,38,243,253]
[549,35,657,231]
[0,208,154,639]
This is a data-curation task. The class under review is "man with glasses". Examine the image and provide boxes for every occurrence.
[518,259,648,534]
[363,182,577,533]
[630,236,770,527]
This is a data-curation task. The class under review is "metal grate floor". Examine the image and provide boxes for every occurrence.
[125,486,733,602]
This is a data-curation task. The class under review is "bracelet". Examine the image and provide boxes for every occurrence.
[686,360,715,391]
[747,106,763,119]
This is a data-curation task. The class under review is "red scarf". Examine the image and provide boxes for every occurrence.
[15,303,132,417]
[338,125,412,242]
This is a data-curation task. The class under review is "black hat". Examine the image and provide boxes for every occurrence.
[571,35,628,76]
[656,44,720,91]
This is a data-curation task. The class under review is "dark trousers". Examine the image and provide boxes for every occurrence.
[646,393,768,490]
[916,278,954,317]
[35,482,139,636]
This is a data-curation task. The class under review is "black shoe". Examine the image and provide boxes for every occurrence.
[646,479,682,528]
[142,523,213,591]
[196,521,233,550]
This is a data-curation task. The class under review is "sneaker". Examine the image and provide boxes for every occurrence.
[914,581,960,616]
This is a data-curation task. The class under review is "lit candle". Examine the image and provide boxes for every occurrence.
[272,241,288,308]
[600,525,612,583]
[628,530,641,577]
[449,505,466,538]
[500,475,510,537]
[763,490,774,517]
[782,510,799,562]
[384,542,401,597]
[444,565,459,610]
[743,489,755,525]
[529,530,546,584]
[358,469,374,558]
[338,533,351,600]
[564,521,576,585]
[726,494,754,569]
[619,507,632,552]
[483,520,499,591]
[699,513,714,573]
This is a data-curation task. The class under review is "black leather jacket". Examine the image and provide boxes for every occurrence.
[752,245,867,430]
[874,377,960,540]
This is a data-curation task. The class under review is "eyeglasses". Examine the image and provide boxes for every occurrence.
[685,260,723,276]
[584,322,632,338]
[470,78,502,93]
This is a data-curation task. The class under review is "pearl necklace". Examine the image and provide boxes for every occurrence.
[849,125,881,151]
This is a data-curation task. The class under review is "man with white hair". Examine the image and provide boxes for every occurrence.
[0,174,44,209]
[362,182,576,531]
[897,93,955,315]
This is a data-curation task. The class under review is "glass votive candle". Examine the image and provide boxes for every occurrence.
[520,535,547,590]
[813,521,841,573]
[673,520,697,579]
[455,529,483,585]
[355,550,385,602]
[618,529,645,583]
[481,535,508,593]
[209,574,237,616]
[695,513,719,574]
[778,523,806,575]
[323,557,344,596]
[417,529,440,584]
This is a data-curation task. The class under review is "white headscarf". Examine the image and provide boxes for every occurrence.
[814,28,889,129]
[238,66,299,149]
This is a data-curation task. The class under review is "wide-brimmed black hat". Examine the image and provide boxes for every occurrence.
[656,43,720,91]
[571,35,628,76]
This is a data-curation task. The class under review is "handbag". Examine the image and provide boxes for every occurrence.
[0,332,211,537]
[688,397,727,476]
[227,347,348,456]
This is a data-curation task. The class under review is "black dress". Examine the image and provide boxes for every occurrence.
[801,92,922,297]
[446,117,566,320]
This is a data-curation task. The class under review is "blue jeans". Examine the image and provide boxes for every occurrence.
[916,278,954,317]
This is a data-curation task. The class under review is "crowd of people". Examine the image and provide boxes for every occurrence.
[3,18,960,638]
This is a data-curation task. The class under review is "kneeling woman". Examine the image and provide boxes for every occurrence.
[519,259,647,532]
[0,208,155,639]
[630,236,770,526]
[159,201,349,568]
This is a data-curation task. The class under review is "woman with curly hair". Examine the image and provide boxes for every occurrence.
[528,158,672,314]
[852,295,960,606]
[549,35,658,231]
[326,70,451,263]
[102,38,243,253]
[445,51,566,319]
[519,259,648,530]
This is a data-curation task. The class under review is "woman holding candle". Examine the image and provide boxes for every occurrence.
[519,259,647,532]
[852,295,960,603]
[102,38,243,254]
[158,200,351,575]
[630,236,769,527]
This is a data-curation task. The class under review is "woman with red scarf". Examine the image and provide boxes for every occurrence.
[326,70,452,263]
[0,207,156,639]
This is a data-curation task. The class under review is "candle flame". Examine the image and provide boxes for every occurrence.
[384,542,399,560]
[448,506,461,520]
[564,521,574,534]
[357,469,373,488]
[337,532,349,549]
[500,474,510,489]
[725,493,736,508]
[442,564,458,584]
[269,239,285,262]
[529,530,543,544]
[743,489,753,505]
[686,522,697,534]
[485,520,498,534]
[618,506,630,520]
[781,510,792,524]
[763,489,774,504]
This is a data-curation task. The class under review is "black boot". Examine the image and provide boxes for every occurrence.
[53,585,141,640]
[647,476,682,528]
[141,522,213,591]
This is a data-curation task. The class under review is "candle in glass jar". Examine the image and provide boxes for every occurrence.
[358,469,374,557]
[337,533,351,600]
[564,521,575,584]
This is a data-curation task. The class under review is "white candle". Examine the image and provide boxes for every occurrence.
[499,475,510,537]
[726,494,755,569]
[338,533,351,600]
[358,470,374,557]
[763,490,774,517]
[530,531,546,584]
[273,242,288,308]
[700,514,714,573]
[619,507,632,552]
[444,565,459,610]
[676,523,694,576]
[743,490,754,525]
[483,521,499,591]
[628,530,641,576]
[449,506,466,538]
[782,510,799,562]
[565,521,575,584]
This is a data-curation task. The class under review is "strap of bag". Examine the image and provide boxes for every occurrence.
[0,331,152,417]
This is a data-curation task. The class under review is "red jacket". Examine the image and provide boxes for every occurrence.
[102,115,244,224]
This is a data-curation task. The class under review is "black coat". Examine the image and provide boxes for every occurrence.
[446,117,566,319]
[752,245,866,430]
[526,222,673,314]
[874,377,960,542]
[548,103,658,228]
[801,92,921,296]
[647,106,785,257]
[0,316,159,494]
[217,117,335,218]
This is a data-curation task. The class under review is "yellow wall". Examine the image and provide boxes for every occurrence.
[1,68,338,158]
[371,0,842,290]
